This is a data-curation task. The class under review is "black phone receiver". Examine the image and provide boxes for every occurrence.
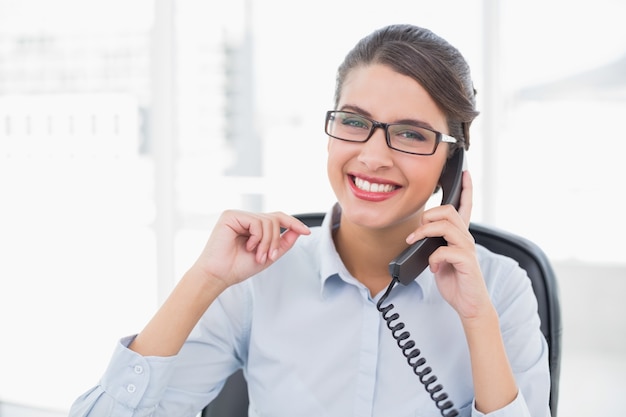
[388,149,465,285]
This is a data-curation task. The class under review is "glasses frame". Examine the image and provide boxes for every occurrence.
[325,110,458,156]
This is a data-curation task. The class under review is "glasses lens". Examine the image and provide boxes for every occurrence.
[326,111,372,142]
[388,124,438,155]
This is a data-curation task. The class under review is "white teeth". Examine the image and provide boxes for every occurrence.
[354,177,396,193]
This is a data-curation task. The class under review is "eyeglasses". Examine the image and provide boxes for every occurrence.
[325,110,457,156]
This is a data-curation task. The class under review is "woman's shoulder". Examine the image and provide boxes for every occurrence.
[475,243,538,310]
[475,244,530,289]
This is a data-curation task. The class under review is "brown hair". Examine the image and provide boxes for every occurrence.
[334,24,478,150]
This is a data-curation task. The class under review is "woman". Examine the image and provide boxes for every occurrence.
[69,24,550,417]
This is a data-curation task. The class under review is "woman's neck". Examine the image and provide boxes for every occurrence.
[333,217,415,295]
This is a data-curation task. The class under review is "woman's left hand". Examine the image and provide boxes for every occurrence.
[406,170,492,321]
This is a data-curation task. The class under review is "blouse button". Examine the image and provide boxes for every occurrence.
[127,384,136,393]
[134,365,144,374]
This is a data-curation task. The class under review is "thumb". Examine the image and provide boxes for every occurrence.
[270,222,311,261]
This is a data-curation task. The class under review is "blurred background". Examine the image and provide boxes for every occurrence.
[0,0,624,416]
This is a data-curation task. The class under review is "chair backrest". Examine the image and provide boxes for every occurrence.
[203,213,562,417]
[469,222,561,415]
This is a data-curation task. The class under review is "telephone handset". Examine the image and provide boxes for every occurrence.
[388,148,465,284]
[377,148,465,417]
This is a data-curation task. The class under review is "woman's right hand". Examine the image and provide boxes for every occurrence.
[192,210,311,288]
[130,210,310,358]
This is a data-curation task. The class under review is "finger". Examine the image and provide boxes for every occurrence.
[269,213,311,261]
[266,214,285,262]
[255,213,312,263]
[457,170,473,226]
[278,214,312,236]
[420,204,463,226]
[274,229,306,259]
[429,245,473,274]
[241,216,263,253]
[407,212,473,247]
[255,215,278,264]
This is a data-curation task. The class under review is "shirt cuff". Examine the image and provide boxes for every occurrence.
[99,335,179,411]
[472,390,531,417]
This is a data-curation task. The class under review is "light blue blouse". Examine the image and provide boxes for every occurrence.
[69,204,550,417]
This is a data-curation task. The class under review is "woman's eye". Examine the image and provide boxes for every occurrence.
[342,117,369,129]
[397,128,427,142]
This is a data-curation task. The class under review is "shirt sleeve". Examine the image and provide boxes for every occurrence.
[471,390,532,417]
[68,281,252,417]
[68,335,178,417]
[472,248,552,417]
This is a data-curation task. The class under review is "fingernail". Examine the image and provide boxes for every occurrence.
[270,249,278,261]
[259,253,267,264]
[406,233,415,243]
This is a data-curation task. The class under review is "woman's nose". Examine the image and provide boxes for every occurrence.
[357,127,394,170]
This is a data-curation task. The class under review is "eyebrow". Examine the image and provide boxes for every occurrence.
[339,104,436,130]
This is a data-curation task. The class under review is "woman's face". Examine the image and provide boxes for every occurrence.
[327,63,450,230]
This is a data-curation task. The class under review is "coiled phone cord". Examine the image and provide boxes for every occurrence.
[376,276,459,417]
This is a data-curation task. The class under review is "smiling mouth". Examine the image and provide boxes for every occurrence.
[351,176,399,193]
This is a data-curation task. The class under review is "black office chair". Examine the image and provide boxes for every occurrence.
[203,213,562,417]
